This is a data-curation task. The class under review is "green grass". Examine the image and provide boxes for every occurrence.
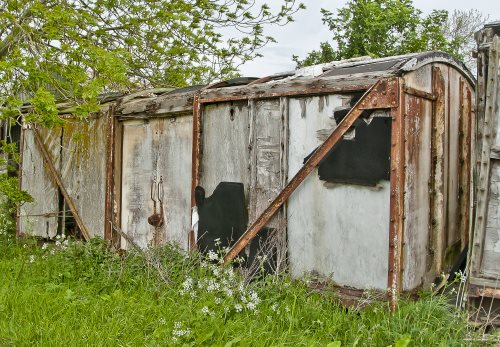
[0,233,487,346]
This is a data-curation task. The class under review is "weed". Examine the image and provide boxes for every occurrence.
[0,233,489,346]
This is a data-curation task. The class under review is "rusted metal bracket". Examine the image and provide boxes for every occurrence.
[189,94,202,251]
[104,106,115,242]
[33,127,91,241]
[223,77,400,263]
[403,85,436,101]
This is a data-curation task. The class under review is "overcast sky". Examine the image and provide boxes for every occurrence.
[238,0,500,77]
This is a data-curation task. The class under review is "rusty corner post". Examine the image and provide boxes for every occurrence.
[388,78,405,311]
[104,105,116,242]
[32,127,91,241]
[223,77,401,264]
[189,94,202,251]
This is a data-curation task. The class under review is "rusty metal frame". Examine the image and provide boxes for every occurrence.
[32,127,91,241]
[388,78,405,311]
[199,84,373,104]
[189,94,202,251]
[222,77,400,263]
[403,85,436,101]
[103,105,115,242]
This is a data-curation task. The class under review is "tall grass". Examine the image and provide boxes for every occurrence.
[0,233,488,346]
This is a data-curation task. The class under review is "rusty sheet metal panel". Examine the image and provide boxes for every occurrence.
[401,94,432,290]
[19,126,60,237]
[286,95,391,290]
[200,102,250,196]
[121,115,192,249]
[60,116,108,238]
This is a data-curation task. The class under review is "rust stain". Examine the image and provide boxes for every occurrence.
[388,78,405,311]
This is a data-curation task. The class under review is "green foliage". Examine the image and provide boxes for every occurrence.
[0,234,488,346]
[294,0,462,68]
[0,141,32,234]
[0,0,304,123]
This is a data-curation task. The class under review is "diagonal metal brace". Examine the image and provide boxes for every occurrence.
[223,77,400,263]
[33,127,91,241]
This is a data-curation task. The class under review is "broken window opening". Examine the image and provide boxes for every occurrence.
[304,95,392,186]
[195,182,248,255]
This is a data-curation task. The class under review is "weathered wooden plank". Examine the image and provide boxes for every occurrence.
[33,128,91,240]
[18,126,60,238]
[121,116,193,249]
[199,102,250,196]
[471,36,500,277]
[60,114,108,239]
[248,99,283,228]
[401,94,432,290]
[200,74,384,103]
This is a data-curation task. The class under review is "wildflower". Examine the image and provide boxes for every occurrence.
[246,301,257,310]
[56,235,61,240]
[159,317,166,325]
[55,240,61,247]
[271,303,279,312]
[201,306,215,316]
[173,321,182,329]
[63,240,69,247]
[206,279,220,292]
[41,243,48,250]
[234,304,243,313]
[214,238,221,246]
[29,255,35,263]
[207,250,218,261]
[182,277,193,291]
[215,297,222,305]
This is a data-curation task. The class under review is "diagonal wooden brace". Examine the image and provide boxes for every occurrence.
[223,77,400,263]
[33,127,91,241]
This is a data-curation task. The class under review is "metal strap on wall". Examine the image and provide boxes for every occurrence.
[32,127,91,241]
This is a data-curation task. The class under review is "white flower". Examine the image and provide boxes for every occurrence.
[234,304,243,312]
[201,306,214,316]
[206,279,220,292]
[63,240,69,247]
[55,240,61,247]
[182,277,193,291]
[56,235,61,240]
[215,297,222,305]
[173,321,182,329]
[246,301,257,310]
[207,250,218,261]
[159,318,166,325]
[29,255,35,263]
[41,243,48,250]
